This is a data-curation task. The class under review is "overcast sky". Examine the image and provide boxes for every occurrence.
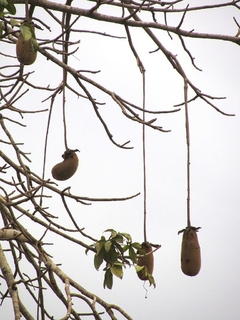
[1,1,240,319]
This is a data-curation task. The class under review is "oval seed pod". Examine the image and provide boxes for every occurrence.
[137,242,154,281]
[51,149,79,181]
[16,22,38,65]
[180,227,201,276]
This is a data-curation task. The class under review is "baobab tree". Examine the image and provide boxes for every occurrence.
[0,1,240,319]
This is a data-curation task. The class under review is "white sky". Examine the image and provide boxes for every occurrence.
[1,1,240,319]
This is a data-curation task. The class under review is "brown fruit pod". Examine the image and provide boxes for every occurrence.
[16,22,37,65]
[51,149,79,181]
[137,242,154,281]
[16,34,37,65]
[179,226,201,276]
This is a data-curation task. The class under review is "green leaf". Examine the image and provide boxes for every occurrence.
[94,250,104,270]
[135,265,144,272]
[128,246,137,263]
[137,265,148,279]
[0,0,8,7]
[135,265,156,287]
[20,24,32,41]
[110,264,123,279]
[122,258,131,266]
[104,228,117,238]
[0,21,3,37]
[137,247,147,255]
[120,232,132,242]
[104,240,112,252]
[112,241,124,255]
[95,239,105,254]
[105,229,123,241]
[131,242,142,250]
[103,268,113,289]
[122,244,129,252]
[6,0,16,14]
[148,274,156,288]
[10,18,18,27]
[30,38,39,52]
[105,246,118,264]
[104,228,115,233]
[111,234,124,243]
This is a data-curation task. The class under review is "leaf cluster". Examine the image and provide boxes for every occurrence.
[0,0,15,36]
[91,229,142,289]
[0,0,16,16]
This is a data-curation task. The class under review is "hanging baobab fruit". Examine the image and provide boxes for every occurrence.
[179,79,201,277]
[16,21,38,65]
[179,226,201,276]
[51,149,79,181]
[136,242,154,281]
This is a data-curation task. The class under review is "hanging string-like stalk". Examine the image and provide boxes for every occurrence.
[62,89,68,150]
[184,78,191,227]
[40,98,55,205]
[124,25,156,286]
[142,72,147,242]
[124,25,148,241]
[24,0,29,20]
[61,4,71,151]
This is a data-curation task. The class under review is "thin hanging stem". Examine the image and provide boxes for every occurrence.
[25,0,29,20]
[61,2,73,151]
[142,71,147,242]
[184,78,191,227]
[62,85,68,150]
[124,25,147,242]
[40,99,54,207]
